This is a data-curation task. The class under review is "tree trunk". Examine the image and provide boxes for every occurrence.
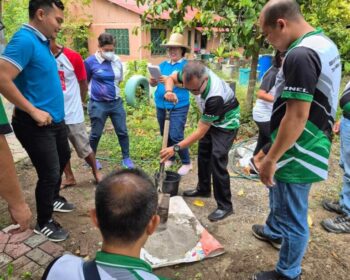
[244,49,259,120]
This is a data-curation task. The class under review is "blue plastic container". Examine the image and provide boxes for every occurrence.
[239,68,251,86]
[257,54,273,81]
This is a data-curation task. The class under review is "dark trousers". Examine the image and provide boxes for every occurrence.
[254,121,271,155]
[156,106,191,164]
[12,110,71,227]
[197,126,238,210]
[88,99,130,159]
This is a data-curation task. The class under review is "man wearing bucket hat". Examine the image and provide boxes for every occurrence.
[150,33,192,176]
[160,61,240,222]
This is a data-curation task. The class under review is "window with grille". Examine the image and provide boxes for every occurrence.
[151,29,167,55]
[105,29,130,55]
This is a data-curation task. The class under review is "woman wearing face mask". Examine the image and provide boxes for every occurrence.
[84,33,134,169]
[149,33,192,176]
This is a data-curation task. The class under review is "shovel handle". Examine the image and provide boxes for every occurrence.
[162,119,170,149]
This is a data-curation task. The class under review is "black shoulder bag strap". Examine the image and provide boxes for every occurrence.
[82,260,101,280]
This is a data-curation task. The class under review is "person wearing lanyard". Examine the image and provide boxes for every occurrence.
[85,33,134,169]
[149,33,192,176]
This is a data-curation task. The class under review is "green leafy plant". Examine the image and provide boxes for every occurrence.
[211,46,226,63]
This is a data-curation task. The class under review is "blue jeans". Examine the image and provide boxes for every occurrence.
[88,99,130,159]
[156,106,190,164]
[263,180,311,278]
[339,117,350,216]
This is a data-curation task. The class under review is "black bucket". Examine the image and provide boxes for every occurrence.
[155,171,181,196]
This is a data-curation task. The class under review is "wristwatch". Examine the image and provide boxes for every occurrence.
[173,144,181,152]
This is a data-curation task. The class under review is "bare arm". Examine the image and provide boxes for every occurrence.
[0,135,32,232]
[0,60,52,126]
[259,99,311,186]
[163,73,180,103]
[79,79,88,104]
[164,72,179,92]
[160,120,210,162]
[256,89,274,102]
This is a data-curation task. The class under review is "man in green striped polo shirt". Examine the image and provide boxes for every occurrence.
[43,169,167,280]
[252,1,341,280]
[161,61,240,222]
[0,96,32,232]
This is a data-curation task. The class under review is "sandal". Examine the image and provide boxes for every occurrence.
[249,158,260,175]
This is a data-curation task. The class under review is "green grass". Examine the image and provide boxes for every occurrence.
[97,97,198,174]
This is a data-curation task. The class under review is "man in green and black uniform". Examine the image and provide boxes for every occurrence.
[252,1,342,280]
[161,61,240,221]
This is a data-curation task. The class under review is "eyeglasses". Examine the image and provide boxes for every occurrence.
[186,78,207,94]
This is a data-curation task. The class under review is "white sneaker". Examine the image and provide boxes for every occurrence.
[177,164,193,176]
[164,160,174,168]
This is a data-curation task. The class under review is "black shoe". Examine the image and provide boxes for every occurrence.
[322,200,344,214]
[252,224,282,250]
[321,214,350,233]
[208,208,233,222]
[34,219,69,242]
[183,188,211,198]
[53,197,75,213]
[252,270,301,280]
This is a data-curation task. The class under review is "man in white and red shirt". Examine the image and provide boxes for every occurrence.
[50,38,102,190]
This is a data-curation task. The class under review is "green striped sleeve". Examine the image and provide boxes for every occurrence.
[281,91,313,102]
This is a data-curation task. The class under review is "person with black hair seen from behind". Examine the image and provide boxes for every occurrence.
[0,0,73,242]
[42,169,168,280]
[249,51,285,174]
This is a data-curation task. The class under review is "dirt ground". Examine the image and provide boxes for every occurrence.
[4,143,350,280]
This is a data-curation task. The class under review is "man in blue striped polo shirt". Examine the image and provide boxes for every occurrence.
[0,0,74,242]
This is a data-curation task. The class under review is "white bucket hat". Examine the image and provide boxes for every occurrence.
[161,33,190,51]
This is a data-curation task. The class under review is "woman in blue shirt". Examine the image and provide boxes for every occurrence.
[150,33,192,175]
[85,33,134,169]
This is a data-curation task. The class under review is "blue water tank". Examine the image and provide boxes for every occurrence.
[258,55,273,81]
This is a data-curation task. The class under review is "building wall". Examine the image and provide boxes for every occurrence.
[74,0,222,63]
[88,0,142,61]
